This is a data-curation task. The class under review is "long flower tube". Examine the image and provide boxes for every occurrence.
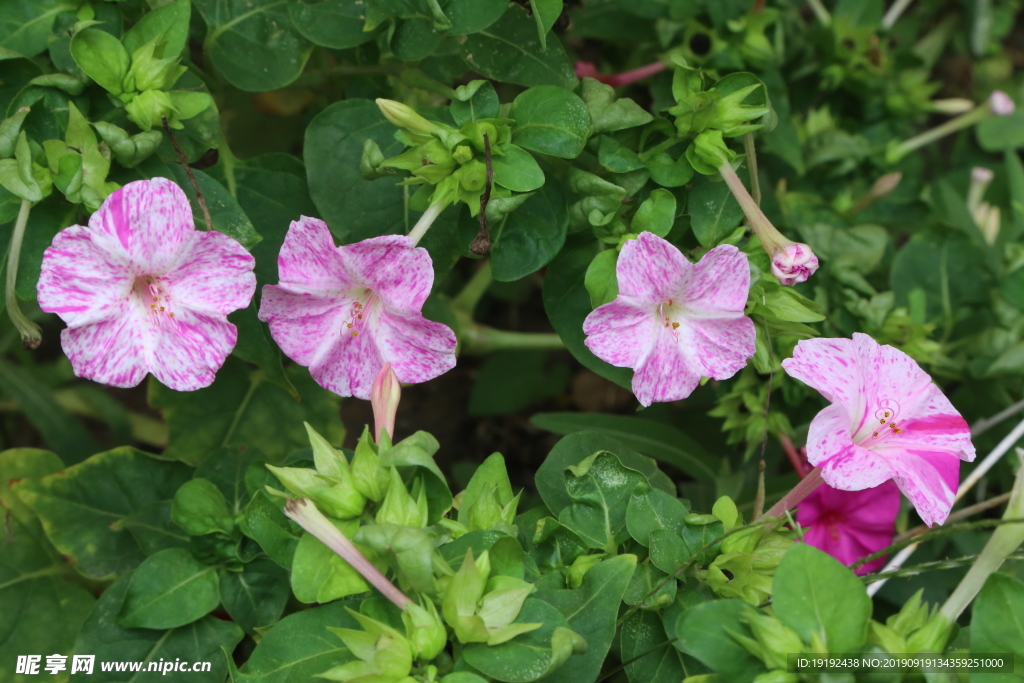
[887,91,1015,164]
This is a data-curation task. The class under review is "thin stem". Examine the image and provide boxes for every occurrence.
[882,0,916,30]
[607,61,667,88]
[753,459,767,518]
[218,132,239,201]
[958,414,1024,504]
[806,0,832,26]
[284,498,413,610]
[779,433,807,478]
[760,467,824,519]
[408,202,445,246]
[971,398,1024,437]
[162,117,214,233]
[894,492,1013,544]
[888,102,992,163]
[461,326,566,355]
[452,260,493,315]
[718,162,788,249]
[863,551,1024,584]
[743,133,761,206]
[5,199,41,349]
[470,133,493,256]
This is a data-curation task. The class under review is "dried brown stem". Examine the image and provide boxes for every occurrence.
[470,133,493,256]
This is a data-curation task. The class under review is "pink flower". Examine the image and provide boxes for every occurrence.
[37,178,256,390]
[782,334,976,526]
[258,217,457,400]
[797,481,901,575]
[583,232,755,406]
[990,90,1015,116]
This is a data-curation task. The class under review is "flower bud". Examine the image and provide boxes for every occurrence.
[325,610,414,680]
[372,363,401,443]
[930,98,974,114]
[124,90,176,131]
[128,39,186,92]
[906,613,953,654]
[975,202,1000,245]
[376,469,428,527]
[462,120,499,153]
[352,427,392,503]
[360,139,387,180]
[402,600,447,662]
[744,613,803,671]
[990,90,1015,116]
[771,243,819,286]
[688,129,734,170]
[376,99,445,135]
[457,160,487,193]
[887,589,930,636]
[452,145,474,164]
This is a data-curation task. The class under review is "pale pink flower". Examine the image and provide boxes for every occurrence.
[797,480,901,575]
[782,333,976,526]
[990,90,1015,116]
[37,178,256,390]
[258,217,456,400]
[583,232,755,406]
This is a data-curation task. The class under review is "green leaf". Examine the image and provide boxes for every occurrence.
[0,0,75,58]
[890,233,988,320]
[581,78,654,133]
[511,86,592,159]
[542,239,633,388]
[648,529,696,574]
[69,27,130,95]
[626,485,689,547]
[117,548,220,629]
[241,490,299,568]
[674,599,764,682]
[171,478,236,536]
[530,413,717,482]
[773,543,872,654]
[533,554,637,683]
[633,189,676,238]
[14,447,192,580]
[621,610,691,683]
[195,0,313,91]
[149,357,344,466]
[462,598,585,682]
[304,99,462,283]
[72,573,243,683]
[442,0,508,35]
[390,16,443,61]
[622,561,676,609]
[0,449,95,683]
[557,452,647,552]
[290,527,370,604]
[689,176,744,248]
[459,4,576,89]
[971,573,1024,678]
[195,445,268,515]
[231,600,360,683]
[0,357,100,465]
[122,0,192,57]
[645,152,694,188]
[531,0,562,48]
[584,248,618,308]
[597,135,644,173]
[288,0,381,49]
[220,559,290,632]
[451,80,501,125]
[979,111,1024,151]
[490,179,567,281]
[492,144,545,192]
[122,501,192,556]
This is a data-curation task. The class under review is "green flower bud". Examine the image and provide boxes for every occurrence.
[743,613,803,671]
[93,121,162,168]
[442,550,490,643]
[351,427,392,503]
[128,39,186,93]
[567,553,606,589]
[265,464,366,519]
[376,98,446,136]
[376,469,428,527]
[323,609,413,680]
[124,89,175,131]
[457,159,487,193]
[462,120,499,153]
[687,130,735,172]
[452,145,474,164]
[402,600,447,662]
[714,83,771,137]
[360,139,387,180]
[906,613,953,654]
[886,589,929,636]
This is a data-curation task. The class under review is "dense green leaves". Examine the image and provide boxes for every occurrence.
[675,600,765,682]
[118,548,220,629]
[971,573,1024,678]
[511,87,592,159]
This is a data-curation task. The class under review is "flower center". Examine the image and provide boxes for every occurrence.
[133,276,175,324]
[343,289,379,338]
[818,511,844,541]
[657,299,681,332]
[859,398,904,446]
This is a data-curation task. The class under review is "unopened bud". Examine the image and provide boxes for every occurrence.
[351,427,391,503]
[968,166,994,214]
[371,363,401,443]
[871,172,902,198]
[990,90,1015,116]
[402,600,447,661]
[125,90,176,131]
[976,203,1000,245]
[376,468,428,527]
[376,99,444,135]
[771,243,819,286]
[930,98,975,115]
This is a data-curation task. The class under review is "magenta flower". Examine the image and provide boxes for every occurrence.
[583,232,755,406]
[782,333,976,526]
[37,178,256,391]
[797,480,901,575]
[258,217,457,400]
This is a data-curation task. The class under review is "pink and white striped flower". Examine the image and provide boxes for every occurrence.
[782,334,976,526]
[37,178,256,391]
[583,232,755,406]
[258,217,457,400]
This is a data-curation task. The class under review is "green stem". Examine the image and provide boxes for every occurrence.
[408,202,445,246]
[5,199,41,349]
[218,131,239,201]
[452,260,493,315]
[461,326,566,355]
[806,0,832,26]
[743,133,761,206]
[888,101,993,163]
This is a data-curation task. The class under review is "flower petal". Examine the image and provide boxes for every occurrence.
[782,337,863,416]
[37,226,131,327]
[631,324,701,406]
[341,235,434,315]
[681,315,755,380]
[147,308,238,391]
[262,293,347,366]
[165,231,256,316]
[376,310,457,384]
[684,244,750,315]
[808,403,896,490]
[885,448,959,526]
[60,314,148,388]
[308,317,386,399]
[276,216,351,293]
[88,178,196,272]
[583,298,655,368]
[617,232,691,303]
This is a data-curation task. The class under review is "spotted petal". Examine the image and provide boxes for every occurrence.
[37,225,130,327]
[147,308,239,391]
[684,244,750,315]
[342,235,434,315]
[583,298,656,368]
[782,337,863,417]
[377,310,458,384]
[882,447,960,527]
[631,324,702,406]
[166,231,256,316]
[60,314,147,388]
[276,216,351,293]
[681,315,755,380]
[808,403,896,490]
[616,232,691,303]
